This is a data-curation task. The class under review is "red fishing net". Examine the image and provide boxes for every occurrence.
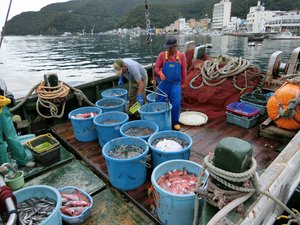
[182,51,263,119]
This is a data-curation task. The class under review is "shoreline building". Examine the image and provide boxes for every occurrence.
[264,10,300,35]
[246,1,274,33]
[212,0,232,31]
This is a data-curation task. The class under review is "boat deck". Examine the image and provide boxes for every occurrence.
[50,115,285,224]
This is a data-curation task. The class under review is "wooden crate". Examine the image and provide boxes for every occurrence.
[259,118,297,143]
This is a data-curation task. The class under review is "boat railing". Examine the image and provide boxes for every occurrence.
[0,175,18,225]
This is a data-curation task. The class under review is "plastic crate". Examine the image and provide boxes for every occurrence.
[226,102,260,117]
[226,112,259,128]
[59,186,93,225]
[31,145,61,165]
[25,133,61,165]
[240,100,267,115]
[25,133,60,153]
[240,91,273,106]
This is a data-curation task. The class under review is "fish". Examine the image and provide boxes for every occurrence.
[60,189,91,217]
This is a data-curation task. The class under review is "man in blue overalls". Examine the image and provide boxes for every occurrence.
[154,37,187,131]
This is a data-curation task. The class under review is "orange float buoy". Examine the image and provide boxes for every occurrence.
[267,83,300,130]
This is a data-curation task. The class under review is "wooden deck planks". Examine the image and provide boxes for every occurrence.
[51,117,284,224]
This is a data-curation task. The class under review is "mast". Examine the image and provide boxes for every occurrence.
[0,0,13,48]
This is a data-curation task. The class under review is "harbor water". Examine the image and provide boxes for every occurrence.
[0,34,299,98]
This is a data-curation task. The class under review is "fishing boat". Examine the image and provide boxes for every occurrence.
[0,40,300,225]
[269,32,300,40]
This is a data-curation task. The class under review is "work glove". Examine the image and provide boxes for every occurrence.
[137,94,144,105]
[118,76,124,87]
[158,71,166,80]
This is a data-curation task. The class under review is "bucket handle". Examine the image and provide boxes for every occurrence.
[138,154,151,168]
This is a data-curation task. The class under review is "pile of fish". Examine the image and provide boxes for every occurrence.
[108,145,144,159]
[100,119,120,125]
[18,197,56,225]
[99,102,119,107]
[71,112,98,119]
[124,127,155,137]
[60,189,91,217]
[157,168,199,194]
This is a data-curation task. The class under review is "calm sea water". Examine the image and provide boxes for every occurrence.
[0,34,299,98]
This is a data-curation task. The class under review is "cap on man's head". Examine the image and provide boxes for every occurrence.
[164,36,177,48]
[113,59,125,76]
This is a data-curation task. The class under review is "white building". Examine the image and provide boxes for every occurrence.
[225,17,244,33]
[212,0,232,30]
[264,10,300,34]
[246,1,274,33]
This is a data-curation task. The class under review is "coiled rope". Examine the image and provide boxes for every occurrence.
[10,81,94,119]
[189,55,261,92]
[35,81,70,118]
[193,155,300,225]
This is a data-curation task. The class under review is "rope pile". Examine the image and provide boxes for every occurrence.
[193,154,300,225]
[189,55,261,92]
[35,81,70,118]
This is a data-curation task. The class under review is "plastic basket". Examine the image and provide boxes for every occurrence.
[31,145,61,165]
[226,112,259,129]
[26,133,60,154]
[240,90,273,106]
[226,102,260,117]
[240,100,267,115]
[59,186,93,225]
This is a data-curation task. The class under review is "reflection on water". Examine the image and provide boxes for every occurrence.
[0,34,299,98]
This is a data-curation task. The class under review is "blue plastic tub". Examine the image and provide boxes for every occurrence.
[120,120,159,141]
[138,102,172,131]
[148,130,192,168]
[96,97,126,113]
[146,92,158,103]
[151,160,208,225]
[93,111,129,147]
[68,106,102,142]
[102,137,149,190]
[59,186,93,225]
[101,88,128,102]
[14,185,62,225]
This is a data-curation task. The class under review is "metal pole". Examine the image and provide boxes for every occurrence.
[0,0,13,48]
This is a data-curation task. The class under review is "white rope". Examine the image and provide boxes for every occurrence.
[189,55,251,90]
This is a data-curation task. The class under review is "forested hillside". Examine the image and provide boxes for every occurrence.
[4,0,300,35]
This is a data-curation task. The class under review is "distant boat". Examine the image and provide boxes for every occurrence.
[61,32,71,37]
[269,32,300,40]
[248,34,264,42]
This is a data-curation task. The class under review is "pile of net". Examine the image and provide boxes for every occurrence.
[182,52,264,118]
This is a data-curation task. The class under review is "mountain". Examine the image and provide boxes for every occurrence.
[4,0,300,35]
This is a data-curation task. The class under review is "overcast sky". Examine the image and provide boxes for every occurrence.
[1,0,70,30]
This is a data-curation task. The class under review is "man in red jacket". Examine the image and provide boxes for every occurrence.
[154,36,187,131]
